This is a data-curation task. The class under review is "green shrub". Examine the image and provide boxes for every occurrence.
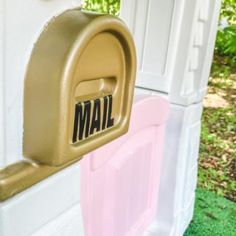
[215,25,236,66]
[215,0,236,59]
[83,0,120,15]
[220,0,236,24]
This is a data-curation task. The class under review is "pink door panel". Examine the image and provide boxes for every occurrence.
[81,96,169,236]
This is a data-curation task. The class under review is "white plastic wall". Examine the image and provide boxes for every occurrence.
[126,0,220,234]
[155,102,202,236]
[0,2,85,236]
[0,0,81,167]
[32,203,84,236]
[135,88,203,236]
[0,162,84,236]
[120,0,221,105]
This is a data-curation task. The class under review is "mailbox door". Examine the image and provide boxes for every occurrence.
[81,96,169,236]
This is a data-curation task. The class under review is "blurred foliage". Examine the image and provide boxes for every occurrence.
[216,25,236,57]
[83,0,120,15]
[215,25,236,72]
[211,55,236,78]
[216,0,236,60]
[220,0,236,23]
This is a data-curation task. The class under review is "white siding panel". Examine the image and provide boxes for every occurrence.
[0,162,83,236]
[0,0,81,167]
[121,0,221,105]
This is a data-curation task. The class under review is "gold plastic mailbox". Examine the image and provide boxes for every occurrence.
[0,8,136,201]
[24,9,136,166]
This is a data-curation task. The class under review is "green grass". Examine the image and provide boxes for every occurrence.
[198,59,236,202]
[184,188,236,236]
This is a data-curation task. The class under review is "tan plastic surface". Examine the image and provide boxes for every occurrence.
[24,9,136,166]
[0,9,136,201]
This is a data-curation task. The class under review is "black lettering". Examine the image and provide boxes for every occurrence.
[90,98,101,135]
[72,95,114,143]
[79,101,91,140]
[102,96,108,130]
[107,95,114,128]
[72,103,80,143]
[72,101,91,142]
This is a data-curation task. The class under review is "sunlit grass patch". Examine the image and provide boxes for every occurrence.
[199,57,236,202]
[184,189,236,236]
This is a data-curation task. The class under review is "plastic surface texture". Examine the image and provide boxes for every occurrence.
[0,162,84,236]
[81,96,169,236]
[0,158,80,201]
[0,8,136,201]
[135,89,203,236]
[120,0,221,105]
[154,102,202,236]
[24,9,136,166]
[0,0,81,168]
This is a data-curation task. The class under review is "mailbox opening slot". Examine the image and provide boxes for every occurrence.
[75,77,117,102]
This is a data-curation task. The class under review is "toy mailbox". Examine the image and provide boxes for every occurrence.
[0,9,136,201]
[23,8,136,166]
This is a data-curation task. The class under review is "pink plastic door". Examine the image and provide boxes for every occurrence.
[81,96,169,236]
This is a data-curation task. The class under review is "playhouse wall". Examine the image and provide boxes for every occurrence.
[0,162,84,236]
[154,102,202,236]
[120,0,221,105]
[135,89,203,236]
[0,0,81,167]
